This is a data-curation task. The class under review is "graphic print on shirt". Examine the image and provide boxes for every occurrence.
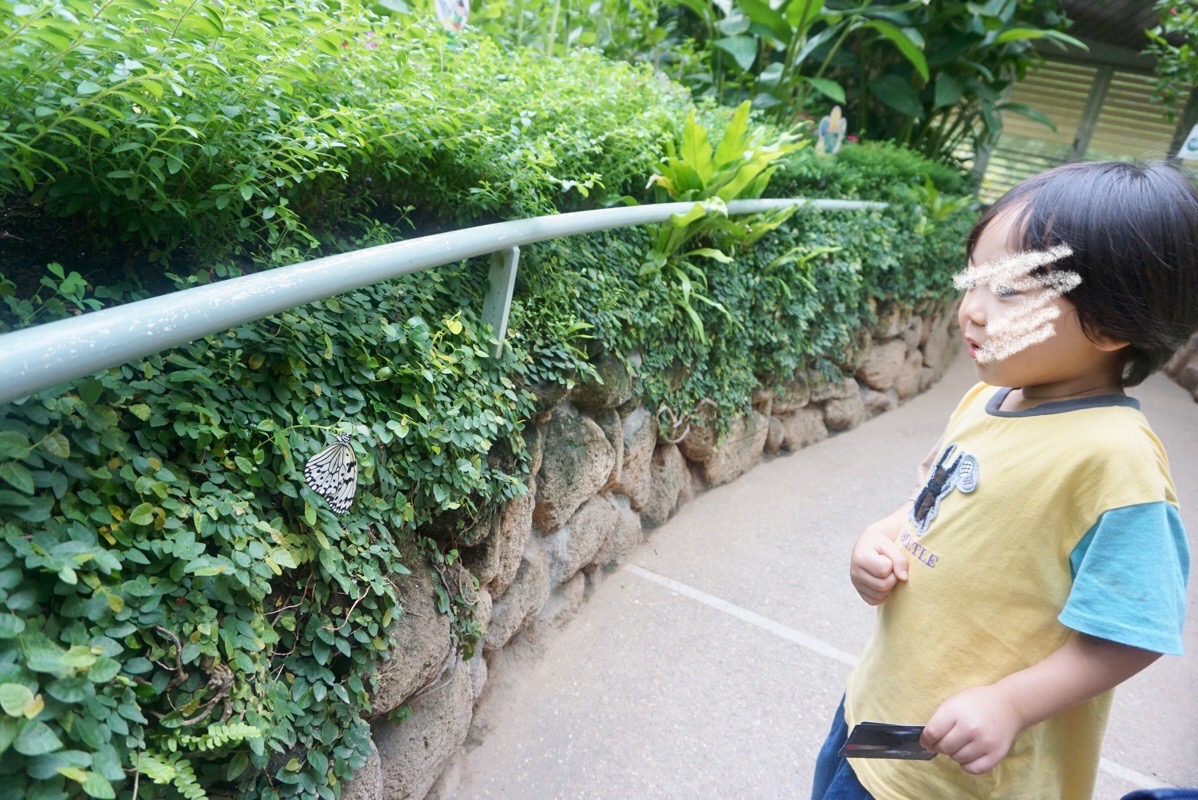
[910,443,979,535]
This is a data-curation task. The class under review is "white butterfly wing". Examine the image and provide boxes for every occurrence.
[304,437,358,515]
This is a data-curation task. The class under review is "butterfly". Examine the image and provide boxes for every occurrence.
[303,433,358,515]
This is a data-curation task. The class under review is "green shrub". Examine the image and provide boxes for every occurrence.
[770,141,973,203]
[0,1,687,267]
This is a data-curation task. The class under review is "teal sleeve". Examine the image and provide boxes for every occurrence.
[1059,502,1190,656]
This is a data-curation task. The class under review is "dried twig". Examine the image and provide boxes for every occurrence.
[332,589,369,633]
[151,625,187,691]
[177,662,234,726]
[656,397,716,445]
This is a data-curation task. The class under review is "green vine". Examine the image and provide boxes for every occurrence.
[418,537,485,661]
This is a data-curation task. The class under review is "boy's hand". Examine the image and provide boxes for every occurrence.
[849,522,909,605]
[920,685,1023,775]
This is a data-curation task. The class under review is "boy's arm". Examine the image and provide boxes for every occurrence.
[849,434,943,605]
[919,634,1162,775]
[849,500,912,605]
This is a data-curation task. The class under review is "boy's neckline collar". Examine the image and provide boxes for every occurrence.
[985,386,1140,417]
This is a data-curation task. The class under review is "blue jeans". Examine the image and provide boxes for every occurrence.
[811,696,875,800]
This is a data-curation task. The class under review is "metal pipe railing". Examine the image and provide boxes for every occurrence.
[0,197,887,406]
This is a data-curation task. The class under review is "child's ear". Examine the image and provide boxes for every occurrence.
[1080,320,1129,352]
[1091,332,1129,353]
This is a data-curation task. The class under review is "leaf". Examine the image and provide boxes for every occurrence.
[87,658,120,683]
[998,101,1057,132]
[76,80,102,95]
[59,767,88,783]
[0,614,24,638]
[129,404,152,421]
[23,694,44,719]
[863,20,929,82]
[994,27,1084,49]
[934,73,965,108]
[784,0,824,32]
[712,35,758,73]
[129,503,154,525]
[61,646,98,671]
[0,431,30,458]
[82,773,116,799]
[42,432,70,459]
[47,677,89,703]
[793,24,840,67]
[70,117,112,139]
[717,13,750,35]
[803,76,845,103]
[757,62,784,87]
[78,379,103,406]
[736,0,791,43]
[15,721,63,756]
[22,631,68,675]
[668,203,708,230]
[868,75,924,118]
[968,0,1011,16]
[0,463,34,495]
[444,318,463,335]
[675,0,714,23]
[684,248,734,263]
[0,683,35,717]
[679,112,713,184]
[714,101,751,168]
[0,719,15,755]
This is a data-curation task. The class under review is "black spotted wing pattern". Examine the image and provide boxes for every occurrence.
[304,433,358,515]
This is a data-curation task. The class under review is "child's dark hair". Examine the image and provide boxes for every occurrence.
[966,161,1198,387]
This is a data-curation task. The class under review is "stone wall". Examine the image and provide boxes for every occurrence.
[340,300,962,799]
[1164,333,1198,403]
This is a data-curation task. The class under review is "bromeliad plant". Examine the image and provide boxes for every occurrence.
[642,101,806,340]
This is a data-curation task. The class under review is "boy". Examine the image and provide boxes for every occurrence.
[813,161,1198,800]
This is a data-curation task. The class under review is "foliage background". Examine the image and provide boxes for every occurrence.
[0,1,975,798]
[1146,0,1198,122]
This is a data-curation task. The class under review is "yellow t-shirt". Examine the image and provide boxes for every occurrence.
[846,383,1189,800]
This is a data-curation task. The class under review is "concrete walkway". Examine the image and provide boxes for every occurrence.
[454,351,1198,800]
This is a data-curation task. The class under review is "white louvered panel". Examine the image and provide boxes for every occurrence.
[978,60,1092,202]
[980,137,1069,203]
[1086,71,1178,161]
[1000,61,1095,147]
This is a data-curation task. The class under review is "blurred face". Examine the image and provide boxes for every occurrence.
[957,210,1125,398]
